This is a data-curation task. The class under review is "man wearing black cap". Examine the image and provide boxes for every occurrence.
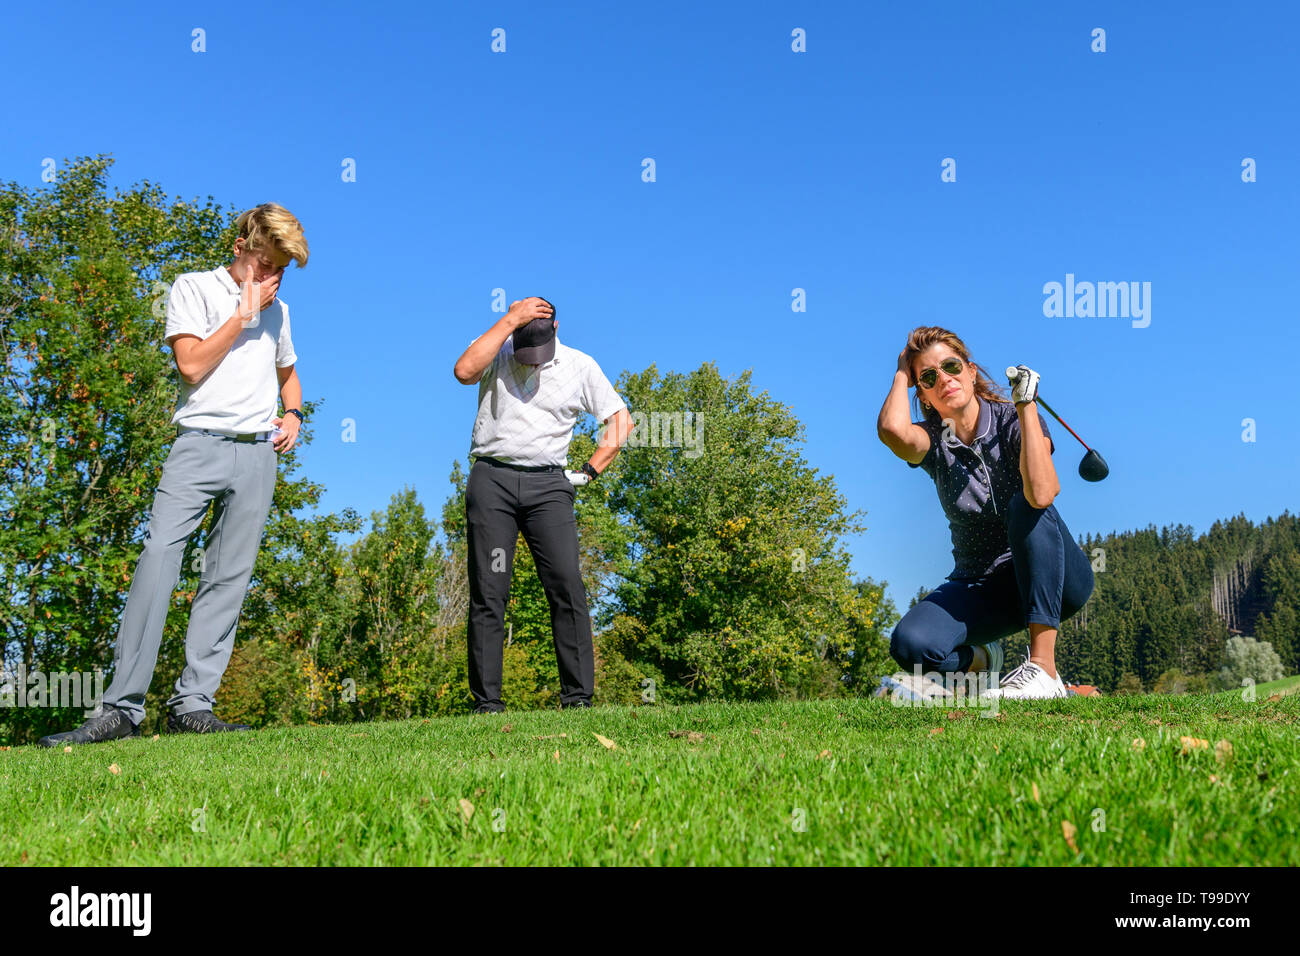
[453,297,634,711]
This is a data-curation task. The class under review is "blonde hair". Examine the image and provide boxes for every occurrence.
[235,203,309,267]
[901,326,1010,423]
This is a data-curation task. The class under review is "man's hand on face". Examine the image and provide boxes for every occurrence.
[271,412,300,453]
[253,265,282,309]
[507,297,554,330]
[263,266,283,305]
[238,263,282,326]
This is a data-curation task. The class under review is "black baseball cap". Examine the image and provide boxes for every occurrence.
[512,298,557,365]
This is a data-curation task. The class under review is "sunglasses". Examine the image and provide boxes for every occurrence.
[916,357,965,390]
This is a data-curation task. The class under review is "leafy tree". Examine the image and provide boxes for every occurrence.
[1218,636,1284,689]
[600,362,889,701]
[1113,672,1144,696]
[346,487,442,718]
[1056,513,1297,692]
[1254,551,1300,672]
[1152,668,1210,695]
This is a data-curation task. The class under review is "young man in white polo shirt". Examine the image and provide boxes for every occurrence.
[39,203,309,746]
[454,297,634,711]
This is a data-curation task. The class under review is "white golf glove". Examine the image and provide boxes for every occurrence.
[1005,365,1040,406]
[564,468,591,487]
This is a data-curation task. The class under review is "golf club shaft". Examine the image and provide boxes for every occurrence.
[1006,367,1094,452]
[1032,396,1091,452]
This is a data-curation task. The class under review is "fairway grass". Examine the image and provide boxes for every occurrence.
[1230,674,1300,698]
[2,690,1296,866]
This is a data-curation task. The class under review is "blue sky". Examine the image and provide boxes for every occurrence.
[2,1,1296,610]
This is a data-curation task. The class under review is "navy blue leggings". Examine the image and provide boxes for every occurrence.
[890,491,1095,673]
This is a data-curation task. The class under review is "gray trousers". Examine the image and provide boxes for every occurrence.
[102,431,277,724]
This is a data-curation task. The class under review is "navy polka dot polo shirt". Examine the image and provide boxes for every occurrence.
[908,397,1054,580]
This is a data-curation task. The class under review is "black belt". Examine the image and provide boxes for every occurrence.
[178,426,271,443]
[477,456,563,473]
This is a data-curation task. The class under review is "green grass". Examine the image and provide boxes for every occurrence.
[2,689,1297,865]
[1203,673,1300,706]
[1240,673,1300,696]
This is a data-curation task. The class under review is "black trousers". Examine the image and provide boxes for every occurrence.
[465,457,594,709]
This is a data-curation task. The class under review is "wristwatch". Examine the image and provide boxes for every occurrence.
[581,462,599,482]
[284,408,305,423]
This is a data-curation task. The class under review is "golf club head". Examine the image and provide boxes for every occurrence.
[1078,448,1109,482]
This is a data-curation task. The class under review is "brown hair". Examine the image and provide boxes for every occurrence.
[901,326,1010,423]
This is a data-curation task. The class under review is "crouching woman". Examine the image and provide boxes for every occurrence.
[875,326,1094,699]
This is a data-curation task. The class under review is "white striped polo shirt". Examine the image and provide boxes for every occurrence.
[468,334,627,467]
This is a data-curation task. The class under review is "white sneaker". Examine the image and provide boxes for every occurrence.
[985,660,1067,699]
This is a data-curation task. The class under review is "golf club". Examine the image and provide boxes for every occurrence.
[1006,367,1109,482]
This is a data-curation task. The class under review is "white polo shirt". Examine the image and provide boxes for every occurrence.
[469,334,627,467]
[163,267,297,432]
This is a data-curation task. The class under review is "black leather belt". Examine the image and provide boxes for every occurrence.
[477,456,563,473]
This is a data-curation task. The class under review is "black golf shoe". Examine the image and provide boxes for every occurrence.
[37,705,140,747]
[166,710,251,734]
